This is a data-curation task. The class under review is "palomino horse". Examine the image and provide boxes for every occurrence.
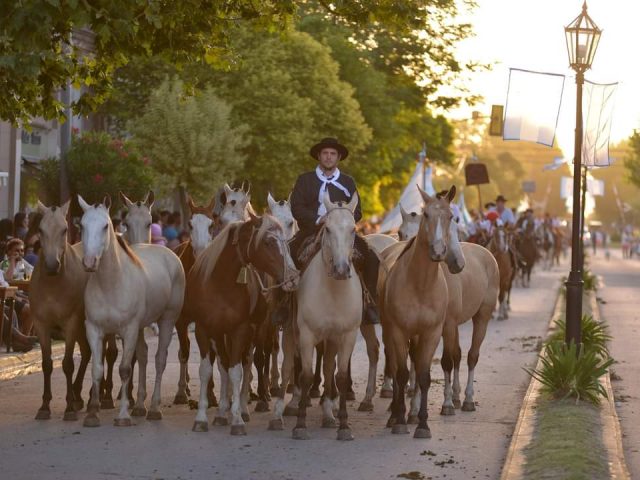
[121,191,154,245]
[31,201,91,421]
[187,214,299,435]
[269,192,362,441]
[488,223,513,320]
[516,220,537,288]
[379,186,454,439]
[79,195,185,427]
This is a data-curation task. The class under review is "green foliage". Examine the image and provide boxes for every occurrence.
[583,268,598,292]
[526,341,613,405]
[129,78,247,203]
[548,315,611,359]
[63,131,154,205]
[38,158,62,205]
[624,130,640,190]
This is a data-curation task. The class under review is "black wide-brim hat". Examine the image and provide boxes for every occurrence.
[309,137,349,160]
[496,195,508,203]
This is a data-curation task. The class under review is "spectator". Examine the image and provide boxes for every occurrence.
[24,211,43,267]
[164,211,181,249]
[13,212,28,240]
[150,211,167,247]
[0,239,34,336]
[0,218,14,258]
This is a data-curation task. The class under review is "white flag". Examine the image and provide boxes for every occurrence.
[586,176,605,196]
[560,176,574,199]
[503,68,565,147]
[582,81,618,167]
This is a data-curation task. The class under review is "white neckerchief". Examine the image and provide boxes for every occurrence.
[315,166,351,218]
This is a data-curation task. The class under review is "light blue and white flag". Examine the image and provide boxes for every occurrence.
[543,156,568,171]
[582,80,618,167]
[503,68,565,147]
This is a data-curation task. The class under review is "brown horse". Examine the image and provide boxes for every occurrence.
[488,223,513,320]
[188,214,299,435]
[31,201,91,421]
[552,228,564,267]
[516,220,537,288]
[379,186,454,439]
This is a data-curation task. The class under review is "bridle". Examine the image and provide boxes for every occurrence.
[231,221,296,293]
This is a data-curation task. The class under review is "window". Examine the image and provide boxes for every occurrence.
[21,130,30,144]
[30,132,41,145]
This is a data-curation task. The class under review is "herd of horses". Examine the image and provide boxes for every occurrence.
[28,183,551,441]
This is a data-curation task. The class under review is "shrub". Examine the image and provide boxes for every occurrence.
[583,269,598,291]
[548,315,611,359]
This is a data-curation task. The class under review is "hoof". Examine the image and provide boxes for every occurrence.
[380,389,393,399]
[269,387,280,397]
[83,414,100,427]
[213,416,228,426]
[391,423,409,435]
[358,401,374,412]
[73,399,85,411]
[146,410,162,421]
[283,406,298,417]
[113,417,132,427]
[322,417,337,428]
[407,414,419,424]
[192,421,209,432]
[254,400,270,413]
[453,398,462,409]
[292,427,310,440]
[131,406,147,417]
[461,401,476,412]
[230,424,247,436]
[63,410,78,422]
[337,428,354,441]
[241,412,251,423]
[414,427,432,439]
[386,416,396,428]
[346,391,356,401]
[173,393,189,405]
[440,405,456,416]
[268,418,284,431]
[309,388,321,399]
[100,398,115,410]
[35,409,51,420]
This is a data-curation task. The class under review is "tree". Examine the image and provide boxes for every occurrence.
[624,130,640,190]
[128,78,247,216]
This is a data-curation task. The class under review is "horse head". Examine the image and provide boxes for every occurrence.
[398,204,420,241]
[36,200,71,275]
[220,183,254,226]
[418,185,455,262]
[187,194,216,257]
[120,190,154,245]
[321,191,358,280]
[267,192,297,240]
[240,212,299,292]
[491,222,509,253]
[78,194,113,272]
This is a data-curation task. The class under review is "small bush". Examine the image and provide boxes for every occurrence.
[583,269,598,291]
[548,315,611,359]
[526,341,614,405]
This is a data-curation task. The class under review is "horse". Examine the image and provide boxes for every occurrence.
[31,201,91,421]
[538,223,555,270]
[552,227,564,267]
[268,192,361,441]
[515,220,537,288]
[121,191,154,245]
[171,194,218,407]
[219,182,256,226]
[378,186,454,439]
[487,223,513,320]
[78,195,185,427]
[187,213,299,435]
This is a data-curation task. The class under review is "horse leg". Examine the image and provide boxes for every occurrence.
[207,349,218,407]
[213,335,230,426]
[346,359,356,401]
[114,326,138,426]
[321,340,338,428]
[414,330,441,439]
[72,328,91,412]
[335,330,358,441]
[408,338,420,423]
[228,325,251,436]
[358,323,378,412]
[253,331,269,413]
[389,325,409,434]
[439,322,457,416]
[101,334,117,409]
[310,342,323,398]
[131,330,148,417]
[83,322,104,427]
[380,345,393,399]
[451,328,463,409]
[173,314,190,405]
[147,311,176,420]
[462,307,492,412]
[240,350,253,424]
[34,326,52,420]
[292,331,315,440]
[192,324,213,432]
[269,325,293,431]
[269,329,280,397]
[284,353,302,416]
[61,334,78,421]
[407,340,417,396]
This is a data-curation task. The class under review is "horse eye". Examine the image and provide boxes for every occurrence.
[230,200,236,206]
[423,213,429,219]
[288,221,294,228]
[146,223,151,229]
[189,221,193,229]
[103,225,108,231]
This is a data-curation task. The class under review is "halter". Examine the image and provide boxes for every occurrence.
[231,221,295,293]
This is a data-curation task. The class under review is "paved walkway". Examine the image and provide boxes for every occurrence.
[0,262,566,480]
[591,248,640,478]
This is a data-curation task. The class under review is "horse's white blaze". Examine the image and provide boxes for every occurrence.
[80,207,110,269]
[190,213,213,256]
[195,353,212,423]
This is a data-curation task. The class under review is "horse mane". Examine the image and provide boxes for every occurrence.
[192,221,239,281]
[116,234,143,267]
[254,213,282,245]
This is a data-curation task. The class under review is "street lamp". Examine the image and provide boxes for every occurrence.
[564,1,601,347]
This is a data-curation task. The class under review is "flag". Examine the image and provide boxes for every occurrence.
[586,177,605,196]
[543,156,568,171]
[581,80,618,167]
[560,176,574,199]
[503,68,565,147]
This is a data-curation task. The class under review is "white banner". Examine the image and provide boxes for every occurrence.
[503,68,565,147]
[582,80,618,167]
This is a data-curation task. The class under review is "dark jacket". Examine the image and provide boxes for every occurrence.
[290,170,362,232]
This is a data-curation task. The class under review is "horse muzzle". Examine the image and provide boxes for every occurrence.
[44,259,61,275]
[331,262,352,280]
[82,256,99,272]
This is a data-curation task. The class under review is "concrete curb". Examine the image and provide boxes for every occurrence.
[0,342,67,382]
[500,288,631,480]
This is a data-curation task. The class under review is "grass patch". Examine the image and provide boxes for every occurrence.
[524,397,609,479]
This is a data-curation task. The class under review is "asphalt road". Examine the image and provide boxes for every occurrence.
[0,260,566,480]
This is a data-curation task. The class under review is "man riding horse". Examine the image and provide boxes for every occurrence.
[271,137,380,326]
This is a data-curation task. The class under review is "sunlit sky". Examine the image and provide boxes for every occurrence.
[449,0,640,157]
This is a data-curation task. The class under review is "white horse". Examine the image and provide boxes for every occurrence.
[270,192,362,441]
[79,195,185,427]
[220,183,256,226]
[121,191,154,245]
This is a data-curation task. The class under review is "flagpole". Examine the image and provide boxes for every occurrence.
[419,142,427,192]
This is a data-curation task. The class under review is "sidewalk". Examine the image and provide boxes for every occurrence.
[591,247,640,478]
[0,341,67,381]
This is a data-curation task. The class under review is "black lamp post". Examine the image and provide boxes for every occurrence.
[564,1,601,346]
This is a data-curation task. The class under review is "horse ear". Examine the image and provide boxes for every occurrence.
[206,193,216,214]
[78,194,91,212]
[347,191,359,214]
[119,191,133,208]
[267,192,277,212]
[287,192,292,204]
[187,195,196,213]
[322,191,334,213]
[144,190,155,208]
[399,203,409,221]
[60,199,71,217]
[446,185,457,203]
[417,185,433,205]
[103,194,112,210]
[224,183,233,197]
[245,182,251,195]
[37,200,49,215]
